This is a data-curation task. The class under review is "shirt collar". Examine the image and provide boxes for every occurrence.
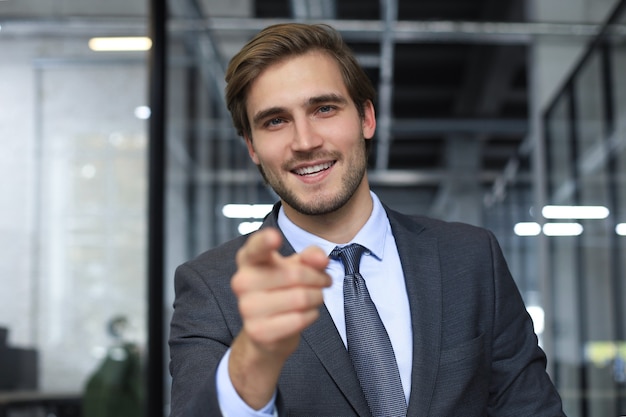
[277,191,388,260]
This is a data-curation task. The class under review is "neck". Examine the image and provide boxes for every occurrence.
[282,180,373,244]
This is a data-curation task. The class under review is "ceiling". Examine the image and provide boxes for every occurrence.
[209,0,531,221]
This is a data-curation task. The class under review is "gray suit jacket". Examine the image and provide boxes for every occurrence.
[169,204,565,416]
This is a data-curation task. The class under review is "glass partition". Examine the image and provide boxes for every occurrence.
[36,59,148,390]
[574,51,617,417]
[543,4,626,414]
[544,89,584,413]
[0,17,148,417]
[609,12,626,414]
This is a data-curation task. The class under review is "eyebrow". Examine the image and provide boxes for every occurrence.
[251,106,286,128]
[251,93,349,127]
[307,93,348,107]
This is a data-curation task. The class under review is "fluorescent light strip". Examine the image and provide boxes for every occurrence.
[542,205,609,220]
[514,222,541,236]
[88,37,152,52]
[616,223,626,236]
[222,204,273,219]
[543,222,584,236]
[238,222,263,235]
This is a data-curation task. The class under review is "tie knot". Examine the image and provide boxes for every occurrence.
[330,243,367,275]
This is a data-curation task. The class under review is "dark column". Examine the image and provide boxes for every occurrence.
[147,0,167,414]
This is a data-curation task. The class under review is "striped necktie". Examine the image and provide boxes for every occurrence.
[331,244,407,416]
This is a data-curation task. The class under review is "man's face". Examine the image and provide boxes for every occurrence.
[244,51,376,217]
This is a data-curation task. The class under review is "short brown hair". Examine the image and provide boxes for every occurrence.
[225,23,376,140]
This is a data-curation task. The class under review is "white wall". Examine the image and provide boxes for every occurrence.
[0,40,38,348]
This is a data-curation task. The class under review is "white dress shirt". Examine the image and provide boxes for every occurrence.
[216,192,413,416]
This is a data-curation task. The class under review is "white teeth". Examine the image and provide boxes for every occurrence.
[294,162,333,175]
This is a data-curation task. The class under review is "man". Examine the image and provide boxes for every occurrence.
[169,23,565,417]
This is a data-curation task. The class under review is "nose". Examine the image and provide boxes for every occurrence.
[291,118,323,152]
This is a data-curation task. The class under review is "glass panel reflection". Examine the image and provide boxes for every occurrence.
[0,26,148,415]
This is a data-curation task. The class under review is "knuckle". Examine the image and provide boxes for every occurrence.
[290,290,307,309]
[230,271,245,294]
[284,267,301,286]
[292,288,317,310]
[235,246,247,265]
[238,298,253,318]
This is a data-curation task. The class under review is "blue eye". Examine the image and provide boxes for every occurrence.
[267,118,283,127]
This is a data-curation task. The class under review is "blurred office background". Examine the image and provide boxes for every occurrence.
[1,0,625,416]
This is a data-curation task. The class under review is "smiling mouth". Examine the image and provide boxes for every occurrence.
[293,161,335,176]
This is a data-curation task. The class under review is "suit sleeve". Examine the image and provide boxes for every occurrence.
[485,230,565,417]
[169,262,230,417]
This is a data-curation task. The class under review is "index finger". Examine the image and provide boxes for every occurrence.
[236,227,283,267]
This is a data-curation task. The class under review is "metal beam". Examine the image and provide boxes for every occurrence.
[163,117,528,138]
[3,17,625,43]
[188,168,531,186]
[390,118,527,136]
[290,0,336,19]
[374,0,397,171]
[174,18,626,43]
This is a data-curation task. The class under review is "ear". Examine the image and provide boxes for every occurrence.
[244,134,260,165]
[361,100,376,140]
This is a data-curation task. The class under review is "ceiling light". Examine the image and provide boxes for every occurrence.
[222,204,273,219]
[542,205,609,220]
[616,223,626,236]
[238,221,263,235]
[514,222,541,236]
[88,37,152,52]
[134,106,151,120]
[543,222,584,236]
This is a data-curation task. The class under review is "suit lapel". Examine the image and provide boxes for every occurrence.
[387,208,442,417]
[301,310,372,417]
[263,207,371,416]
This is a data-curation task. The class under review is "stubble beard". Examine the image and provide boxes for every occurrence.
[256,140,368,216]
